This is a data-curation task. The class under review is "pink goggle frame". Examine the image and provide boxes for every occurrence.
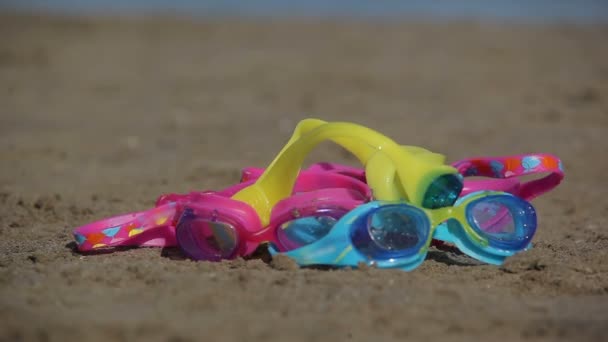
[73,171,371,254]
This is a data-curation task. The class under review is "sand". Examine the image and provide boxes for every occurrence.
[1,13,607,342]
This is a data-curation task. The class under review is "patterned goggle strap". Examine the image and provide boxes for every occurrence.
[452,154,564,201]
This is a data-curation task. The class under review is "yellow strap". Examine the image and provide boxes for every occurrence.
[232,119,457,226]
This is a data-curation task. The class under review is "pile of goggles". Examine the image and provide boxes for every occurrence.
[73,119,564,271]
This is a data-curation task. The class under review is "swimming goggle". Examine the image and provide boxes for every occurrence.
[269,190,537,270]
[73,170,370,254]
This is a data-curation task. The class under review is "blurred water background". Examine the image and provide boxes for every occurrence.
[2,0,608,22]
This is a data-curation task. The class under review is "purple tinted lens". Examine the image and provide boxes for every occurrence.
[176,217,237,261]
[466,195,537,250]
[470,201,515,235]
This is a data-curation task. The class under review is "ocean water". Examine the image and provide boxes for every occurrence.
[2,0,608,22]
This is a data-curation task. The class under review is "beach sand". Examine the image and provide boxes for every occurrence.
[1,13,607,341]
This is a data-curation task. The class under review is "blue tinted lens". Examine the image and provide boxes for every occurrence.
[368,208,424,250]
[275,208,346,250]
[422,174,463,209]
[277,216,337,249]
[351,205,429,260]
[467,195,537,250]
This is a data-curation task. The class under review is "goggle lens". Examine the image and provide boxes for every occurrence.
[368,207,424,251]
[351,205,429,260]
[422,174,463,209]
[176,213,238,261]
[467,196,536,250]
[276,208,346,250]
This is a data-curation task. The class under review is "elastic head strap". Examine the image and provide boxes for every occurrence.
[231,119,459,225]
[73,202,179,251]
[452,154,564,201]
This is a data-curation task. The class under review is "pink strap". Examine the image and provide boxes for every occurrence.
[173,170,372,202]
[459,178,520,197]
[73,202,179,251]
[242,164,367,183]
[451,153,564,201]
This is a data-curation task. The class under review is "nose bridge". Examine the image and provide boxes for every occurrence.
[249,224,275,244]
[429,206,454,225]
